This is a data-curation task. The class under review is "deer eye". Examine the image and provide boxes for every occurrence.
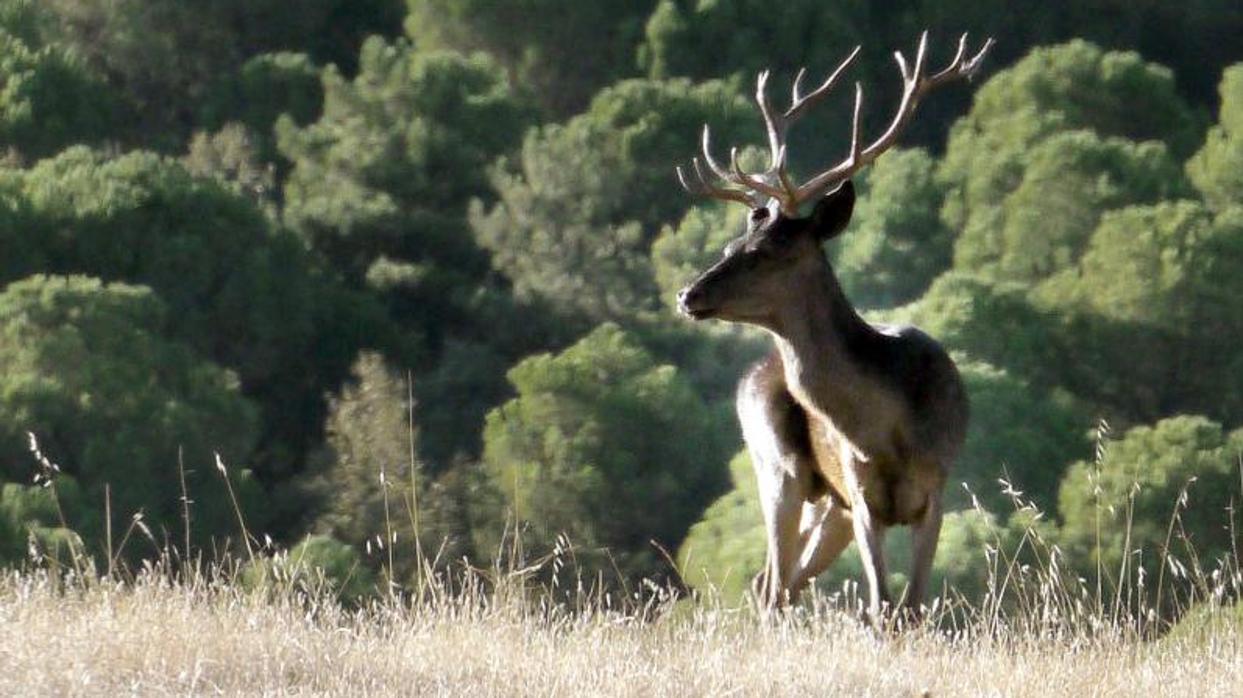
[750,207,769,223]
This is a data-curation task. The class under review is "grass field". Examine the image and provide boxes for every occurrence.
[1,566,1239,697]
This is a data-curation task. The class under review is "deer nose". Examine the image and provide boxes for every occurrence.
[677,285,710,318]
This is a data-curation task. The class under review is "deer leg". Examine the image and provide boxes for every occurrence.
[850,497,891,621]
[788,499,853,595]
[753,470,804,610]
[905,492,943,619]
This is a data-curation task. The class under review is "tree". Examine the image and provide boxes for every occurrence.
[1034,202,1243,424]
[478,323,732,581]
[951,131,1187,284]
[278,39,558,469]
[1187,64,1243,210]
[1057,416,1243,611]
[0,477,84,565]
[279,39,531,279]
[952,360,1090,513]
[834,148,954,308]
[41,0,403,148]
[199,52,324,164]
[241,534,379,603]
[0,29,123,160]
[405,0,655,117]
[942,41,1200,278]
[0,275,263,557]
[472,77,755,322]
[301,352,471,582]
[1,147,385,501]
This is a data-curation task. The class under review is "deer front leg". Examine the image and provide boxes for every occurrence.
[752,468,804,610]
[850,500,890,620]
[905,491,943,620]
[843,458,891,620]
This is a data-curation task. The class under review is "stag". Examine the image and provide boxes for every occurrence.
[675,33,991,620]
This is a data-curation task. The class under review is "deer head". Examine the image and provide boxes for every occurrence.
[675,32,993,328]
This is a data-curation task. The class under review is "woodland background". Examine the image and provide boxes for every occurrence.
[1,0,1242,608]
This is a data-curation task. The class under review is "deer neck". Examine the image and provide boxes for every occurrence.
[767,255,879,435]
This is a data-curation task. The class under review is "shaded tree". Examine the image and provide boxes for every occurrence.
[1187,64,1243,210]
[478,323,731,581]
[0,275,263,557]
[0,29,123,160]
[473,77,755,322]
[835,148,954,307]
[951,130,1187,283]
[1,147,386,501]
[1057,415,1243,612]
[278,39,555,468]
[942,41,1201,277]
[405,0,655,117]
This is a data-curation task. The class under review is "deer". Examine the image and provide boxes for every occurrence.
[674,32,991,622]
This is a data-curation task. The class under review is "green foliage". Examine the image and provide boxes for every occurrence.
[473,78,755,321]
[0,478,84,564]
[280,39,531,276]
[0,275,263,555]
[302,352,466,581]
[949,130,1187,283]
[1057,416,1243,596]
[677,451,764,603]
[200,52,323,163]
[242,534,378,603]
[183,124,277,206]
[835,148,953,308]
[42,0,403,148]
[0,30,123,160]
[640,0,862,83]
[1187,65,1243,209]
[943,41,1200,279]
[479,323,731,580]
[405,0,654,116]
[306,353,417,548]
[1,147,384,492]
[1035,202,1243,424]
[278,39,555,468]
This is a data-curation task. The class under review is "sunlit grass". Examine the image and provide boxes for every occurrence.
[0,560,1239,696]
[4,435,1241,696]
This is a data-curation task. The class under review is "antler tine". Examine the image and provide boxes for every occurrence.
[785,45,861,123]
[729,146,786,200]
[678,157,758,206]
[847,82,864,167]
[794,32,993,204]
[754,70,785,174]
[700,126,732,180]
[928,33,995,86]
[675,34,993,213]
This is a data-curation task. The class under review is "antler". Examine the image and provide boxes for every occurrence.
[678,32,994,216]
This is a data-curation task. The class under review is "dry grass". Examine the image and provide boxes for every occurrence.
[0,567,1238,697]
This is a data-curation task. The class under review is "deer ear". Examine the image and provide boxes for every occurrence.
[809,180,855,241]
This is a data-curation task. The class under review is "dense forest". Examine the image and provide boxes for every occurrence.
[1,0,1242,607]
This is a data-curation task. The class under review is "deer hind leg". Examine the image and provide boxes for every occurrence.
[904,491,943,620]
[787,498,853,596]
